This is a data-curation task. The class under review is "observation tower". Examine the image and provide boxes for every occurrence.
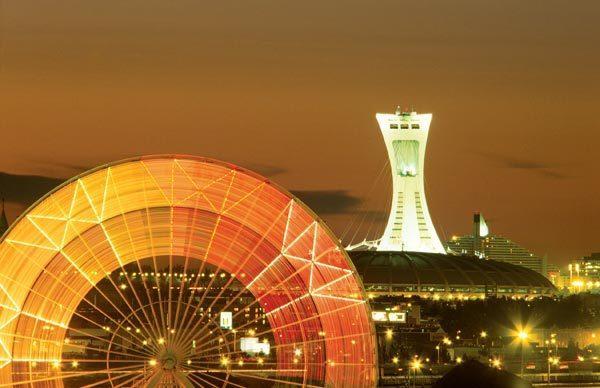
[376,108,445,253]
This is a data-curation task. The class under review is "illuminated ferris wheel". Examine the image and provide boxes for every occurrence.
[0,156,376,387]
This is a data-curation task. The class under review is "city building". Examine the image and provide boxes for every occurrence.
[350,251,555,299]
[567,252,600,293]
[445,213,547,276]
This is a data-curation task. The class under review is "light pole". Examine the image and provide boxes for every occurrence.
[435,345,440,364]
[410,359,422,388]
[518,330,529,378]
[479,330,487,352]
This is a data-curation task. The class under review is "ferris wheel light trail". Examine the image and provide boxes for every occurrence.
[0,155,376,387]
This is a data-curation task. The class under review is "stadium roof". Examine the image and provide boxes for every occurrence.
[348,250,555,298]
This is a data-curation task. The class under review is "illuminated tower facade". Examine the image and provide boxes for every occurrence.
[376,109,445,253]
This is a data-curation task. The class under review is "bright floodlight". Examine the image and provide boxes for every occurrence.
[411,359,422,370]
[518,331,529,340]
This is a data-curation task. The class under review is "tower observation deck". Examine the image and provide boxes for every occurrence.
[376,108,445,253]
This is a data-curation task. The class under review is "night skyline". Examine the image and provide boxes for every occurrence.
[1,1,599,266]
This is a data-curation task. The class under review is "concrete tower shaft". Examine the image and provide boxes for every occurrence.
[376,110,444,253]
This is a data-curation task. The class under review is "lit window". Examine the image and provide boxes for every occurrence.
[390,124,399,129]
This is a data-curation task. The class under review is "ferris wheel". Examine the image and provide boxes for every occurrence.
[0,155,376,387]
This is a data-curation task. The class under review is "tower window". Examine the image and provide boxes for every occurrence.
[400,124,409,129]
[411,124,420,129]
[390,124,398,129]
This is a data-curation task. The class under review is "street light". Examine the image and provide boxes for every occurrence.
[410,359,422,388]
[435,345,440,364]
[517,330,529,378]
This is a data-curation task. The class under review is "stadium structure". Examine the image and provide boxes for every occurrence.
[0,156,377,387]
[347,108,555,299]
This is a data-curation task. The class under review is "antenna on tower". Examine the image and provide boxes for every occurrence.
[395,105,401,115]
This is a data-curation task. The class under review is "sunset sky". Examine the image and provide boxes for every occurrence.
[0,1,598,266]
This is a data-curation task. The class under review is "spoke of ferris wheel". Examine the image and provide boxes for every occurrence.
[3,243,156,351]
[137,166,172,339]
[184,371,220,388]
[173,205,293,349]
[103,172,170,342]
[226,370,311,387]
[188,300,365,361]
[171,197,291,346]
[82,366,149,388]
[169,200,205,346]
[9,365,144,386]
[5,332,153,361]
[111,372,148,388]
[181,363,243,388]
[172,181,264,348]
[0,275,157,358]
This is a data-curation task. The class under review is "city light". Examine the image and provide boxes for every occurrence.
[411,359,422,371]
[456,357,463,364]
[518,330,529,340]
[392,357,399,364]
[480,331,487,338]
[149,359,157,367]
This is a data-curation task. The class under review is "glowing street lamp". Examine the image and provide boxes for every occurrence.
[547,356,559,382]
[410,359,422,388]
[518,331,528,340]
[517,330,529,377]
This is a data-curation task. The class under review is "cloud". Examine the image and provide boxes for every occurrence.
[0,172,65,206]
[477,152,570,180]
[291,190,362,215]
[240,163,287,177]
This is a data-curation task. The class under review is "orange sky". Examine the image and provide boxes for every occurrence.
[1,1,599,266]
